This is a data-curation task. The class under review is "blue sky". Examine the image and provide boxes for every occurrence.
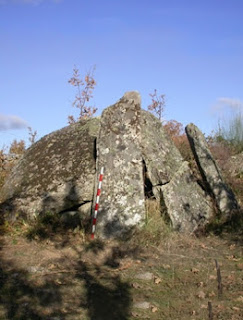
[1,0,243,149]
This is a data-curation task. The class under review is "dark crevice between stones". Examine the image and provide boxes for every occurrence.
[157,187,171,224]
[142,159,155,199]
[59,201,91,214]
[59,201,92,230]
[142,159,171,223]
[154,181,170,187]
[195,177,208,193]
[93,138,97,162]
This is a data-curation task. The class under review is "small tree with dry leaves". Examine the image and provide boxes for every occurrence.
[148,89,166,121]
[148,91,191,161]
[164,119,191,160]
[28,126,37,146]
[68,65,97,124]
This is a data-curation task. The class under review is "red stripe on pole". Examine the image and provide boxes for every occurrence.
[91,167,104,239]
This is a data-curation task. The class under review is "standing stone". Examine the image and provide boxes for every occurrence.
[96,91,145,238]
[186,123,239,221]
[141,111,213,232]
[140,110,183,186]
[161,161,213,232]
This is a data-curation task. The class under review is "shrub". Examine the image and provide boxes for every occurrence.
[68,65,97,123]
[147,89,165,121]
[163,119,192,161]
[28,126,37,145]
[0,140,26,190]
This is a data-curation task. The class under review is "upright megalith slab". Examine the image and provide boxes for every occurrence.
[161,161,213,232]
[96,91,145,238]
[186,123,239,221]
[140,110,183,186]
[140,111,213,232]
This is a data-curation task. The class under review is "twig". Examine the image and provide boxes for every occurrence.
[215,259,223,298]
[208,301,213,320]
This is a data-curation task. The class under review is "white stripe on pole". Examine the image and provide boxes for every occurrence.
[91,166,104,239]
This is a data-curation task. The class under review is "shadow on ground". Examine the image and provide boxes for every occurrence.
[0,225,136,320]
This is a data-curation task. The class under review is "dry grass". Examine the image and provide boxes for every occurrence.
[0,202,242,320]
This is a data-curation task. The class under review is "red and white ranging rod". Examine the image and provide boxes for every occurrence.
[91,166,104,239]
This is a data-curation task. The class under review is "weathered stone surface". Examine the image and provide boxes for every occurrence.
[141,110,183,186]
[140,111,213,232]
[95,91,145,238]
[160,161,213,232]
[0,118,100,221]
[186,123,239,221]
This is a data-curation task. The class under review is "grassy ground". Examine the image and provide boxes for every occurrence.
[0,202,242,320]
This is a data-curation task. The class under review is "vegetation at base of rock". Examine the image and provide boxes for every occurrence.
[25,211,64,240]
[205,207,243,236]
[134,199,172,246]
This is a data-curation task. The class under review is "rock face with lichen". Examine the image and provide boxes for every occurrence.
[95,92,145,238]
[140,110,183,186]
[161,161,213,232]
[0,118,100,223]
[186,123,239,221]
[140,111,213,233]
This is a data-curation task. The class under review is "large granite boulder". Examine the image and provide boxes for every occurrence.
[95,92,145,238]
[186,123,239,221]
[0,118,100,222]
